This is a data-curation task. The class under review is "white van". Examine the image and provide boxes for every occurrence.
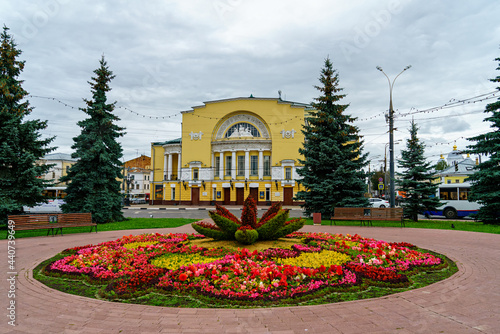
[23,199,65,213]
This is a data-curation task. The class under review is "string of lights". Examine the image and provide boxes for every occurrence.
[356,90,497,121]
[28,95,183,120]
[29,95,302,125]
[30,90,498,127]
[397,90,497,118]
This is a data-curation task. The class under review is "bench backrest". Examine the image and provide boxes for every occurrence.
[370,208,403,219]
[8,213,93,225]
[333,207,403,218]
[333,207,371,217]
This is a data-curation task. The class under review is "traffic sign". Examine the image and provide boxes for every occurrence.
[378,178,383,182]
[378,184,384,190]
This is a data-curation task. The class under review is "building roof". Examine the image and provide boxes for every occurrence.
[42,153,78,161]
[123,155,151,169]
[438,159,476,176]
[182,96,315,113]
[152,138,182,146]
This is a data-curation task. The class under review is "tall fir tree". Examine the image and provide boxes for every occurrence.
[296,57,369,217]
[396,120,441,221]
[61,56,124,223]
[465,55,500,225]
[0,26,55,224]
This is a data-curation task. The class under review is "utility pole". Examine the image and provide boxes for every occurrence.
[376,65,411,208]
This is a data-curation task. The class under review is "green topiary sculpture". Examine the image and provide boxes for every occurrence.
[191,195,304,245]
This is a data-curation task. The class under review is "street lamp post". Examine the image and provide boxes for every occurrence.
[384,140,401,201]
[376,65,411,208]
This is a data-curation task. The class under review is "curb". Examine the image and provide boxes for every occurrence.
[123,207,304,211]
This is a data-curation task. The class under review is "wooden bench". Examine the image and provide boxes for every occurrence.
[330,207,405,227]
[7,213,97,236]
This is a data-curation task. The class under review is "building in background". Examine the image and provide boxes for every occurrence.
[151,97,313,206]
[37,153,78,198]
[122,155,151,202]
[435,145,478,184]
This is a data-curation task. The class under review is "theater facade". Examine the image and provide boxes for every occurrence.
[150,97,313,206]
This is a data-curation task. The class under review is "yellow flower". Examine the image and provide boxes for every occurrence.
[276,250,351,268]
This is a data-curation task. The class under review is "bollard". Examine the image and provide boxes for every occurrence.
[313,212,321,225]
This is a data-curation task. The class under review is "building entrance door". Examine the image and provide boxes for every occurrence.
[224,188,231,205]
[283,187,293,206]
[191,187,199,205]
[249,188,258,202]
[236,188,244,205]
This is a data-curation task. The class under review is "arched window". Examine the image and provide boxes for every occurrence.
[225,122,260,138]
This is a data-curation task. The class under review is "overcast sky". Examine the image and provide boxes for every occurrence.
[3,0,499,170]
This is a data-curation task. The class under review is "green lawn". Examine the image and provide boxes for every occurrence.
[302,218,500,234]
[1,218,196,239]
[3,216,500,239]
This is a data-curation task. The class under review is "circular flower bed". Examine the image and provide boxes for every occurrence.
[35,231,456,308]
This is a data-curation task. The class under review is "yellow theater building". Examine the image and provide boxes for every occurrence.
[150,97,314,206]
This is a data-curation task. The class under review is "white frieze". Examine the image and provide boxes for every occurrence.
[189,131,203,140]
[271,166,283,180]
[280,129,296,139]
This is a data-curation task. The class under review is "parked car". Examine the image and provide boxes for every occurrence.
[130,197,147,204]
[368,198,390,208]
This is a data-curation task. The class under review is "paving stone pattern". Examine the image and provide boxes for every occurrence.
[1,225,499,334]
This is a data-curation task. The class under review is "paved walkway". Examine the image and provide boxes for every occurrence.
[1,225,499,334]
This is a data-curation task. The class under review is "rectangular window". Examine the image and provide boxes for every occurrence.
[171,188,175,200]
[193,168,199,180]
[459,188,470,201]
[263,156,271,176]
[285,167,292,180]
[237,156,245,176]
[265,188,270,201]
[225,156,232,176]
[250,156,258,176]
[215,157,220,177]
[440,188,458,200]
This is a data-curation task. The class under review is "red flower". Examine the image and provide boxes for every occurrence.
[179,273,188,281]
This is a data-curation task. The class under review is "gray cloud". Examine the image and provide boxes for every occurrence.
[2,0,499,164]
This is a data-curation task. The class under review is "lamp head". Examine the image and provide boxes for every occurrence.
[404,65,412,71]
[376,66,383,71]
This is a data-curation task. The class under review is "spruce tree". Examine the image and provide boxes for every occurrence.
[0,26,55,224]
[396,120,441,221]
[296,57,369,217]
[61,56,124,223]
[465,55,500,225]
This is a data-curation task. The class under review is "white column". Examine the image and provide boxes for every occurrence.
[231,151,236,179]
[163,154,167,180]
[219,152,224,178]
[245,151,250,179]
[177,153,181,180]
[258,150,264,179]
[167,154,173,180]
[211,152,214,179]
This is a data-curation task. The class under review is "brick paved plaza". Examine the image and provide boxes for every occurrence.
[1,225,499,334]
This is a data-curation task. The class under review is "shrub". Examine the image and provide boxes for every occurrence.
[235,226,259,245]
[192,196,304,245]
